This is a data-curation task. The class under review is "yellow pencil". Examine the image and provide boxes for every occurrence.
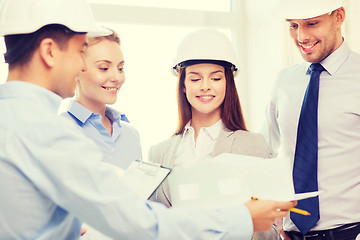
[289,207,311,216]
[251,197,311,216]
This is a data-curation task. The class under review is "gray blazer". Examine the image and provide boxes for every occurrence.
[148,126,280,240]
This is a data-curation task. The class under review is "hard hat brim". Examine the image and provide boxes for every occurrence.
[173,59,238,74]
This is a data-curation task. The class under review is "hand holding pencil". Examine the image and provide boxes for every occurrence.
[251,197,310,216]
[245,198,297,232]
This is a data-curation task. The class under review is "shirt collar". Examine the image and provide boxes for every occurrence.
[321,40,350,76]
[66,100,93,124]
[0,81,62,113]
[105,106,128,123]
[66,100,128,125]
[306,40,351,76]
[183,119,223,140]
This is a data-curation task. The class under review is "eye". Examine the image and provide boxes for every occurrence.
[307,21,318,26]
[212,78,222,81]
[118,67,124,72]
[289,23,298,30]
[190,78,201,82]
[98,63,110,71]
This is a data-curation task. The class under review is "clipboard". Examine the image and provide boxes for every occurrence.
[121,160,172,199]
[80,161,171,240]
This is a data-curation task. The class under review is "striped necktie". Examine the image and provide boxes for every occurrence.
[291,63,325,235]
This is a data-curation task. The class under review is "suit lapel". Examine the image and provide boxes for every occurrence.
[161,135,182,206]
[212,127,234,157]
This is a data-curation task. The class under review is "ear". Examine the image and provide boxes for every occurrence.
[38,38,58,68]
[334,7,345,25]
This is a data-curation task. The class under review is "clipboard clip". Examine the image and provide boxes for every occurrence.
[137,161,161,176]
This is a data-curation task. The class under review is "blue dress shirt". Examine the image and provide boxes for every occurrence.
[0,81,253,240]
[61,100,142,170]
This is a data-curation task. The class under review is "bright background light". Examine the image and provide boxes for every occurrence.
[1,0,359,161]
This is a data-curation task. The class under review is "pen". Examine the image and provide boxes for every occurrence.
[251,197,311,216]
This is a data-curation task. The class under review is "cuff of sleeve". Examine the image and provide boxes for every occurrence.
[148,201,254,240]
[221,204,253,239]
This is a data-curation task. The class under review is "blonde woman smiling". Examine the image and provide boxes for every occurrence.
[62,30,141,170]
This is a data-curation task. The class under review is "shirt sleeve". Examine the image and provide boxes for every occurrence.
[261,76,281,158]
[5,118,253,240]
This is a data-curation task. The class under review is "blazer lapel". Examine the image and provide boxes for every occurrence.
[160,135,182,206]
[212,126,234,157]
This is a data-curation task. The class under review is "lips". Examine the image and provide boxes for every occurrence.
[196,95,215,102]
[299,41,318,53]
[102,86,119,94]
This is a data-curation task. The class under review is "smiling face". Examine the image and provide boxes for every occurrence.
[76,39,125,110]
[53,34,88,98]
[183,63,226,120]
[287,7,344,63]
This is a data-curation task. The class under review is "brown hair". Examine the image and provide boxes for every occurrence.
[5,24,80,68]
[174,66,247,135]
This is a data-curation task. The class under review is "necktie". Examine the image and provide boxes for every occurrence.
[291,63,325,235]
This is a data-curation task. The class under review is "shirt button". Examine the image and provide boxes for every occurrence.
[112,148,115,152]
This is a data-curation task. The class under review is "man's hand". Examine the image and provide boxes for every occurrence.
[245,199,297,232]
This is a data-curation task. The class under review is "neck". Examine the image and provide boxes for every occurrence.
[7,63,51,88]
[191,110,221,141]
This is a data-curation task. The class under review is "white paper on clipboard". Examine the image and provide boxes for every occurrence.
[121,160,171,199]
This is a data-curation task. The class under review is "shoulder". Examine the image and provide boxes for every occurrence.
[276,62,308,85]
[229,130,270,158]
[347,50,360,66]
[149,135,180,154]
[148,135,181,164]
[231,130,266,145]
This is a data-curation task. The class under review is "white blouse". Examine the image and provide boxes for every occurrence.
[174,120,223,168]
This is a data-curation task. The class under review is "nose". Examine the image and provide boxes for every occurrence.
[200,78,211,91]
[110,68,125,85]
[297,26,310,43]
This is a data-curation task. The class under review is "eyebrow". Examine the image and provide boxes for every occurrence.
[286,17,319,22]
[94,60,125,65]
[188,70,224,75]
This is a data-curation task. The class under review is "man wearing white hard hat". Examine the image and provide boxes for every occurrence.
[0,0,297,239]
[264,0,360,239]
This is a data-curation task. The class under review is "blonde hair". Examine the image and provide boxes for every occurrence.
[87,28,120,47]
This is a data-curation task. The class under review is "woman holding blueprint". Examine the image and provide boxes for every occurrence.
[148,29,279,240]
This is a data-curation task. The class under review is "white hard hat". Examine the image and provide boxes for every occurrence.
[173,28,238,74]
[278,0,343,19]
[0,0,111,36]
